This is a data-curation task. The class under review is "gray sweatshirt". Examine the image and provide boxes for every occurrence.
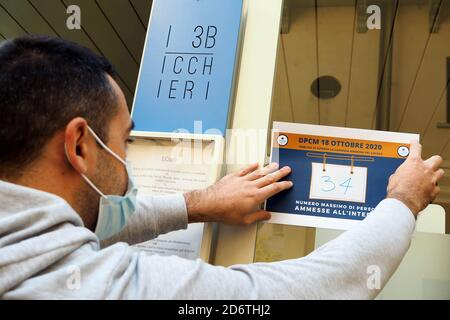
[0,179,415,299]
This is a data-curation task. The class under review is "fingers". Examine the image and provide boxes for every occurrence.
[408,140,422,160]
[424,155,443,171]
[429,184,441,204]
[432,186,441,200]
[247,162,279,180]
[258,179,293,199]
[433,168,445,184]
[387,174,395,190]
[244,210,271,225]
[237,163,259,177]
[255,166,291,188]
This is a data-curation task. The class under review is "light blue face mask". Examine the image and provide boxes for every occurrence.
[65,126,138,241]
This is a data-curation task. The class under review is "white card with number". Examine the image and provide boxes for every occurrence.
[309,163,367,203]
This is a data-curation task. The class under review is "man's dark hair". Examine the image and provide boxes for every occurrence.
[0,35,119,177]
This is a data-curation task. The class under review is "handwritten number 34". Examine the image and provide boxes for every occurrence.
[321,176,353,194]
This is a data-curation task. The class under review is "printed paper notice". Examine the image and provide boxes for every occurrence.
[265,121,419,230]
[127,138,216,259]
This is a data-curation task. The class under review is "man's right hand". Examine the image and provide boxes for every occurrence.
[387,140,444,216]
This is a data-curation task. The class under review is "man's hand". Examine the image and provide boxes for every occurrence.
[184,162,293,225]
[387,140,444,216]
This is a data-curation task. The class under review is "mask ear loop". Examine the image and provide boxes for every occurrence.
[86,126,127,166]
[80,173,107,198]
[86,125,133,194]
[64,143,107,199]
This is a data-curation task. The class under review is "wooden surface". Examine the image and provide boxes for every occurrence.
[0,0,153,106]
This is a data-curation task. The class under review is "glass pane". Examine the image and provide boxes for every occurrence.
[254,223,316,262]
[255,0,450,297]
[315,228,450,299]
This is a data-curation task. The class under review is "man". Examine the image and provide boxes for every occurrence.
[0,36,444,299]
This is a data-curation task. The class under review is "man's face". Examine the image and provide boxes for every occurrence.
[94,76,134,196]
[77,76,134,228]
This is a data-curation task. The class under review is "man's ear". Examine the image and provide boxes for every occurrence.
[64,118,93,175]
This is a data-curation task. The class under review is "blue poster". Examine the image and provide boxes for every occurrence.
[265,122,419,230]
[131,0,243,135]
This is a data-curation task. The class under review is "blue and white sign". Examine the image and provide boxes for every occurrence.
[265,122,420,231]
[132,0,243,135]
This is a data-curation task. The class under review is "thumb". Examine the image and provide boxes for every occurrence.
[247,210,271,224]
[408,140,422,160]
